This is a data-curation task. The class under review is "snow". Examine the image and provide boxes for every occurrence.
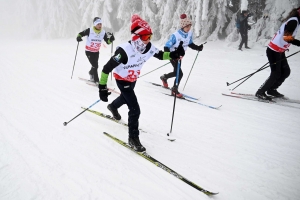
[241,0,249,11]
[202,0,209,21]
[1,37,300,199]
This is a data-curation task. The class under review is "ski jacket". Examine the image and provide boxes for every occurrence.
[239,15,250,34]
[100,41,170,84]
[164,29,199,52]
[268,17,300,52]
[112,42,159,82]
[78,27,111,52]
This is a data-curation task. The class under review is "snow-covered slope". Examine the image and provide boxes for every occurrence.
[0,38,300,199]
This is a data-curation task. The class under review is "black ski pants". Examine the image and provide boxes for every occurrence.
[258,48,290,93]
[239,32,248,48]
[164,59,183,87]
[85,51,99,81]
[111,80,140,138]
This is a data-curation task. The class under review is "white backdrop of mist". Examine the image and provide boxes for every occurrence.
[0,0,300,46]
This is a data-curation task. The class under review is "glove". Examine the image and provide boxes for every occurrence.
[99,84,111,102]
[197,44,203,51]
[247,26,251,30]
[110,33,115,42]
[76,36,82,42]
[169,41,185,60]
[164,47,170,52]
[107,32,115,42]
[291,39,300,46]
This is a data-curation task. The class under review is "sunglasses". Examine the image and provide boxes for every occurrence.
[139,34,152,41]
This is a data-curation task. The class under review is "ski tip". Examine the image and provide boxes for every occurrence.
[206,191,219,196]
[226,82,229,86]
[208,105,222,109]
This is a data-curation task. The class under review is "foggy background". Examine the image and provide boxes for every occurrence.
[1,0,299,46]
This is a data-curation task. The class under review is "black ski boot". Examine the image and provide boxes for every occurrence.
[255,91,272,101]
[89,67,99,83]
[89,71,95,82]
[107,104,121,120]
[267,89,284,98]
[128,136,146,152]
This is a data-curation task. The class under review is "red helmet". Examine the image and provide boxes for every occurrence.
[131,15,152,41]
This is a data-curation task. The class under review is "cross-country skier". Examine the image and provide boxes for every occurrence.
[160,14,204,98]
[98,15,185,152]
[76,17,115,83]
[255,7,300,100]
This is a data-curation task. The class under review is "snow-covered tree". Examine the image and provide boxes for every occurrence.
[3,0,300,45]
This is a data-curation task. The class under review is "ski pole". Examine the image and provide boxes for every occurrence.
[168,59,181,138]
[226,49,300,87]
[183,51,199,91]
[71,42,79,79]
[226,61,269,86]
[111,40,113,81]
[63,99,100,126]
[139,62,170,78]
[183,42,206,91]
[231,61,274,91]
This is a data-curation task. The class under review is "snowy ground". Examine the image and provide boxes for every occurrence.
[0,38,300,200]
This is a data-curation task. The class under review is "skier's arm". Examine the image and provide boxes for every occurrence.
[154,41,185,60]
[164,34,177,50]
[153,50,170,60]
[283,20,300,46]
[76,28,90,42]
[78,28,90,38]
[188,39,204,52]
[99,48,128,85]
[188,43,199,50]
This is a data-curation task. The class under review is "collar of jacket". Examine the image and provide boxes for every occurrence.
[178,29,189,38]
[93,27,101,34]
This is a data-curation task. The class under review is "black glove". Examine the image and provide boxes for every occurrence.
[291,39,300,46]
[76,36,82,42]
[99,84,111,102]
[170,41,185,60]
[110,33,115,42]
[248,13,253,17]
[164,47,170,52]
[107,32,115,42]
[197,44,203,51]
[247,26,251,30]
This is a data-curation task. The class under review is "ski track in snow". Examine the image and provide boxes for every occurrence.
[0,39,300,199]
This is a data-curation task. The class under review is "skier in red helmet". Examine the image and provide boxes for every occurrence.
[98,15,185,152]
